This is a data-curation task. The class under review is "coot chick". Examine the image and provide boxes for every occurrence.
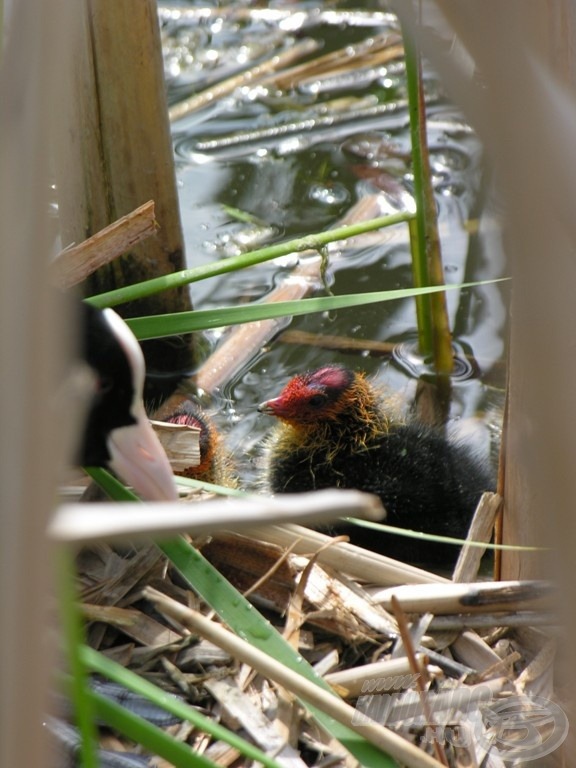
[160,399,236,486]
[80,303,177,501]
[258,364,494,564]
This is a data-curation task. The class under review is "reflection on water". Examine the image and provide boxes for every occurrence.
[160,3,507,487]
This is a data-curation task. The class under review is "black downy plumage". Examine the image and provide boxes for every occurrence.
[259,364,494,564]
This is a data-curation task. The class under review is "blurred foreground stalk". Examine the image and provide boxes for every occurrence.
[54,0,195,399]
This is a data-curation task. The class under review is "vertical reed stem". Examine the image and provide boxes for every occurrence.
[403,22,454,375]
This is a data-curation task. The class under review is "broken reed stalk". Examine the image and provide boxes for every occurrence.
[452,491,502,583]
[57,1,186,298]
[240,523,448,586]
[52,201,158,288]
[428,612,557,631]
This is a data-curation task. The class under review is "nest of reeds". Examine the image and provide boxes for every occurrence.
[52,483,563,768]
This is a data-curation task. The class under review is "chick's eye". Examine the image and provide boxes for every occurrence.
[308,393,328,408]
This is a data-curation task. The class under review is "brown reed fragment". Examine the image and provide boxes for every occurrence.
[81,603,182,647]
[242,537,302,600]
[283,536,342,650]
[52,201,158,288]
[278,329,396,357]
[201,531,397,641]
[390,595,448,766]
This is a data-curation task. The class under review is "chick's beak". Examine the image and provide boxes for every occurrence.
[258,398,280,416]
[107,417,178,501]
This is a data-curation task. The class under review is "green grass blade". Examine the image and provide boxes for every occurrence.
[81,647,284,768]
[84,211,415,309]
[87,466,248,499]
[83,467,138,500]
[76,470,282,766]
[126,279,507,340]
[347,518,545,551]
[85,688,216,768]
[404,23,454,372]
[57,549,100,768]
[158,536,398,767]
[175,476,249,497]
[404,26,432,355]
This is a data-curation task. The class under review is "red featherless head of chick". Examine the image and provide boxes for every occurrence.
[160,399,236,487]
[258,364,384,430]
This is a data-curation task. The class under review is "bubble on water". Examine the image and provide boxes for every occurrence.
[393,340,477,381]
[308,182,349,206]
[430,147,469,172]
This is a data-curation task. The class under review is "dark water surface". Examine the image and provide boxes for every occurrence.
[159,2,507,488]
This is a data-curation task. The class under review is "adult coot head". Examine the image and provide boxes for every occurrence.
[79,303,177,501]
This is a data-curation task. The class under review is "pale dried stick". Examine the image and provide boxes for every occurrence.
[371,580,554,615]
[452,492,502,583]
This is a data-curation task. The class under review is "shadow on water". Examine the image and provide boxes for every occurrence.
[160,3,507,490]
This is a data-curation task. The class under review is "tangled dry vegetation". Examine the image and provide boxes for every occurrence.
[63,484,561,768]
